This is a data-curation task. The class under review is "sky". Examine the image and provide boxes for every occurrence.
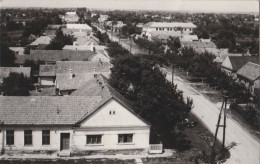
[1,0,259,13]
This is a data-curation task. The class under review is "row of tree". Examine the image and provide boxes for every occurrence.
[107,41,193,149]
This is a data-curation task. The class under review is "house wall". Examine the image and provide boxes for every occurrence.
[40,77,55,86]
[0,128,73,155]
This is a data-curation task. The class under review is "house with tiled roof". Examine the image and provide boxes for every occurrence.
[221,56,259,77]
[54,61,111,95]
[15,50,96,65]
[38,65,56,86]
[0,76,150,156]
[0,67,31,83]
[236,62,260,93]
[29,36,52,49]
[149,30,182,42]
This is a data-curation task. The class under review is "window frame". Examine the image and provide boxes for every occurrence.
[24,130,33,146]
[42,130,50,145]
[6,130,14,146]
[86,135,102,145]
[118,134,133,144]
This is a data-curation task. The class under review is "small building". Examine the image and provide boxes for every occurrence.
[62,24,92,35]
[0,67,31,83]
[64,12,79,23]
[38,65,56,86]
[0,86,150,156]
[221,56,259,77]
[236,62,260,93]
[9,47,25,55]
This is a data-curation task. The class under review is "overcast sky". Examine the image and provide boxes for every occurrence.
[1,0,259,13]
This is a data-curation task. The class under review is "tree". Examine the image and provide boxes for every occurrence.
[45,28,74,50]
[0,43,16,67]
[0,72,34,96]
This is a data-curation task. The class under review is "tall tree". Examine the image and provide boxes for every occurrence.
[0,43,16,67]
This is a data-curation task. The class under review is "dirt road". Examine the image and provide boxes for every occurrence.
[165,71,260,164]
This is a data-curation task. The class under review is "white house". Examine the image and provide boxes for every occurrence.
[0,76,150,156]
[64,12,79,23]
[142,22,197,39]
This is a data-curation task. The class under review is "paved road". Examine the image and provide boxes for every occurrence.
[164,71,260,164]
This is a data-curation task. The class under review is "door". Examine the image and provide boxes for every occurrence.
[60,133,70,150]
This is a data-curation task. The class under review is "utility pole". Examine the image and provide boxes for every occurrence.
[210,91,228,163]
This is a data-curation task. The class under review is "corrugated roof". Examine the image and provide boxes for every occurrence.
[143,22,197,28]
[236,62,260,81]
[0,67,31,80]
[0,96,101,125]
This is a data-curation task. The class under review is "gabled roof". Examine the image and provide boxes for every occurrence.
[143,22,197,28]
[29,36,52,46]
[0,96,101,125]
[39,65,56,77]
[75,75,150,126]
[15,50,95,63]
[229,56,259,71]
[236,62,260,81]
[0,67,31,80]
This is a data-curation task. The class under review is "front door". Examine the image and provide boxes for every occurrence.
[60,133,70,151]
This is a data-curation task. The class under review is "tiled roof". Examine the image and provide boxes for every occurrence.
[15,50,94,63]
[39,65,56,77]
[236,62,260,81]
[151,30,182,37]
[75,36,100,46]
[143,22,197,28]
[229,56,259,71]
[55,61,111,90]
[0,67,31,80]
[29,36,52,46]
[56,61,111,73]
[0,96,101,125]
[66,24,92,30]
[181,41,217,49]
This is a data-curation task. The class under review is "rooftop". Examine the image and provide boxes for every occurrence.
[29,36,52,46]
[236,62,260,81]
[229,56,259,71]
[39,65,56,77]
[143,22,197,28]
[66,24,92,30]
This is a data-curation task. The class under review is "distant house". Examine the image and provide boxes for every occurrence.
[142,22,197,38]
[221,56,259,77]
[98,14,109,23]
[38,65,56,86]
[0,67,31,83]
[64,12,79,23]
[54,61,111,95]
[179,35,199,42]
[149,30,182,41]
[236,62,260,93]
[9,47,25,55]
[0,83,150,156]
[62,24,92,35]
[29,36,52,49]
[15,50,96,65]
[106,21,126,32]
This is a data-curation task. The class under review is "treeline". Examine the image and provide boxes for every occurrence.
[165,46,252,103]
[107,42,193,149]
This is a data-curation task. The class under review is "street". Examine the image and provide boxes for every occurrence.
[94,24,260,164]
[165,72,260,164]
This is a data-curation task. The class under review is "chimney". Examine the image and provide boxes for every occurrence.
[73,41,76,46]
[69,69,73,79]
[90,42,94,51]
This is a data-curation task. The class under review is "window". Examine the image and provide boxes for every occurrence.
[6,130,14,145]
[156,28,158,31]
[42,130,50,145]
[118,134,133,143]
[86,135,102,144]
[24,130,32,145]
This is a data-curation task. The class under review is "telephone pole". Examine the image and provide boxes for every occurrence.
[210,90,228,163]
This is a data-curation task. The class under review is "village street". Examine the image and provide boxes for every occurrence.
[93,23,260,163]
[164,71,260,164]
